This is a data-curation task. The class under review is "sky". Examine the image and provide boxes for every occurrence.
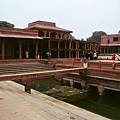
[0,0,120,39]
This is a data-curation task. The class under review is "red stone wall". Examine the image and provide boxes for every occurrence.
[101,34,120,44]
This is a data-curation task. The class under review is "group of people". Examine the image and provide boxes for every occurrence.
[112,54,120,61]
[38,50,52,60]
[84,50,99,63]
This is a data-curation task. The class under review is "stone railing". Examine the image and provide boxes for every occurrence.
[55,59,120,70]
[88,61,120,70]
[55,58,83,68]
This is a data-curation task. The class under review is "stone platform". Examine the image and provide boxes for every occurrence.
[0,81,110,120]
[44,86,87,102]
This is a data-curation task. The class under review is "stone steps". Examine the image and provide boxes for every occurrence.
[0,63,55,75]
[0,81,110,120]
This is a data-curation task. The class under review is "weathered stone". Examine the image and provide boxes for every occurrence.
[44,86,87,102]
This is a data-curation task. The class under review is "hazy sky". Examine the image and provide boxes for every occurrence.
[1,0,120,39]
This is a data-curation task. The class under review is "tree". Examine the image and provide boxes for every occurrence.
[0,21,14,28]
[87,31,107,43]
[63,34,76,39]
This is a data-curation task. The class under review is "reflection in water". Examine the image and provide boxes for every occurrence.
[71,87,120,120]
[32,78,120,120]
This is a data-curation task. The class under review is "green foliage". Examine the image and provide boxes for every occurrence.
[87,31,107,43]
[0,21,14,28]
[70,34,76,39]
[63,34,76,39]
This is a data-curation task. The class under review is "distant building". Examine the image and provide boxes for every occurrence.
[0,20,99,59]
[100,34,120,54]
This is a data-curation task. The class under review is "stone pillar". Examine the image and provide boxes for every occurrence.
[53,74,65,91]
[76,42,78,58]
[48,32,51,38]
[25,84,32,93]
[69,79,74,87]
[69,40,71,58]
[48,40,50,50]
[60,33,63,39]
[81,81,89,92]
[78,42,80,58]
[44,31,47,37]
[98,85,105,96]
[65,42,67,58]
[58,40,60,58]
[35,42,38,59]
[68,33,70,39]
[21,78,36,94]
[58,40,60,49]
[19,42,22,59]
[1,40,5,60]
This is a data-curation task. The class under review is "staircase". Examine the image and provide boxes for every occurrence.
[0,62,55,75]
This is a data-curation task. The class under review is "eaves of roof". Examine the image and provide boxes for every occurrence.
[25,25,73,33]
[0,34,43,39]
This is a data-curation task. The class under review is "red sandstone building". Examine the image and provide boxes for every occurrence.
[0,20,99,59]
[100,34,120,54]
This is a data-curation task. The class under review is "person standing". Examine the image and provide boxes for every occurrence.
[26,51,29,58]
[112,54,115,60]
[90,50,94,60]
[93,50,97,60]
[38,52,42,59]
[46,51,52,60]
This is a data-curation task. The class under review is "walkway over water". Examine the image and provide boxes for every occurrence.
[0,62,86,81]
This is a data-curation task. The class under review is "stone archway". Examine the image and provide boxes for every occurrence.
[50,32,56,39]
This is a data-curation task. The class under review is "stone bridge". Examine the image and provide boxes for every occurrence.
[0,61,86,93]
[0,58,120,96]
[55,59,120,95]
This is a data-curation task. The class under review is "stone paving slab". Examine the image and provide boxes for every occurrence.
[0,81,110,120]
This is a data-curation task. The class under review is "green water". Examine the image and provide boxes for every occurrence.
[32,78,120,120]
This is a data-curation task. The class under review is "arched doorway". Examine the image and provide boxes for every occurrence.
[50,32,56,39]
